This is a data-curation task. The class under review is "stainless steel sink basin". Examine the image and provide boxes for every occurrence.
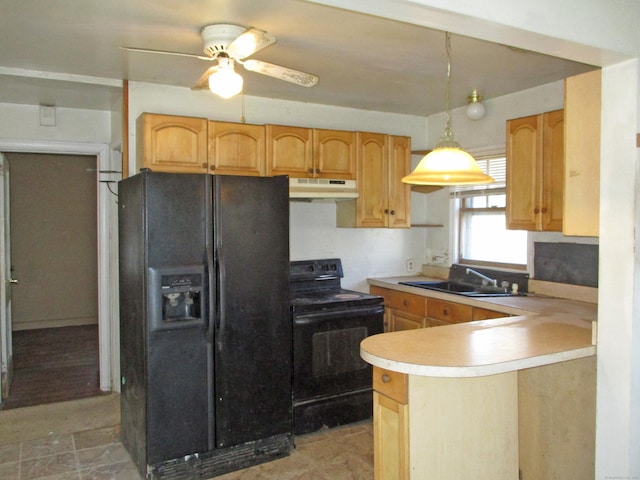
[399,280,519,297]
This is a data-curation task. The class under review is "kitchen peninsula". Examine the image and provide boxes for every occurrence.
[363,277,596,480]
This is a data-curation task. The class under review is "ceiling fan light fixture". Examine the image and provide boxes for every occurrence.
[403,32,494,186]
[208,57,243,98]
[466,89,486,120]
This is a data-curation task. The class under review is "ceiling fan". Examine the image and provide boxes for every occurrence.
[122,24,319,98]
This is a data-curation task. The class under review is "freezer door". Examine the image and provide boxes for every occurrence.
[212,175,291,448]
[125,172,211,465]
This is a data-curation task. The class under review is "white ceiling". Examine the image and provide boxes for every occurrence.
[0,0,597,115]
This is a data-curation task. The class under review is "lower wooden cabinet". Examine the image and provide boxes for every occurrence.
[373,367,408,480]
[389,310,425,331]
[371,285,510,332]
[427,298,472,324]
[473,307,507,321]
[371,286,427,332]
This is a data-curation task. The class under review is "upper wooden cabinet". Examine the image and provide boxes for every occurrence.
[563,70,601,237]
[208,121,265,176]
[136,113,208,174]
[266,125,356,179]
[506,109,564,231]
[336,133,411,228]
[266,124,313,177]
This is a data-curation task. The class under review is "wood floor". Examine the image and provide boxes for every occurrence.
[1,325,105,410]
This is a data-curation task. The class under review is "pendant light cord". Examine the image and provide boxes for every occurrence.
[441,32,455,146]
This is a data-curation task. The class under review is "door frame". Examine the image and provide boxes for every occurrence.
[0,139,115,392]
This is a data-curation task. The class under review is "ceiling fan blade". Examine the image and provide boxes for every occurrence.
[191,66,218,90]
[120,46,213,61]
[227,27,276,59]
[242,59,318,87]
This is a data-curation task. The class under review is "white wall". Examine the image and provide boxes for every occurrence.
[128,82,431,291]
[0,103,111,144]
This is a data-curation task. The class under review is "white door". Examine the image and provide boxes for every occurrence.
[0,153,15,401]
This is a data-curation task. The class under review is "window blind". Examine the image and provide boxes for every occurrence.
[449,154,506,198]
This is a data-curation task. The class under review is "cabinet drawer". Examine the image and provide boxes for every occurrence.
[373,367,408,404]
[427,298,472,324]
[381,289,427,315]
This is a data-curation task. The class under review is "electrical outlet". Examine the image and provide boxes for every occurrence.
[406,259,415,272]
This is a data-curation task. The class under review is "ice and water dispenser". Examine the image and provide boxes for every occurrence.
[148,265,205,331]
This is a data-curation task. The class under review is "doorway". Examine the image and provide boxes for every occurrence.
[1,153,100,409]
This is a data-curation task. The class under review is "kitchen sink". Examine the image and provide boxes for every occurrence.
[399,280,520,297]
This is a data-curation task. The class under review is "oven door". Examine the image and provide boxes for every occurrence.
[292,304,384,402]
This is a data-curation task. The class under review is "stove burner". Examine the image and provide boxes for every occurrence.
[333,293,361,299]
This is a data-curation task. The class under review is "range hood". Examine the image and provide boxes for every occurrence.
[289,178,359,201]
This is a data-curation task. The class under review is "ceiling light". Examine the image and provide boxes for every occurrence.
[208,57,243,98]
[466,89,486,120]
[402,33,494,186]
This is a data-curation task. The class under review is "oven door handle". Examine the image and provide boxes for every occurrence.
[293,305,384,326]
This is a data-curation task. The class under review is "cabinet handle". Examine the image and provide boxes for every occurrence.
[384,209,390,214]
[381,374,391,383]
[402,300,408,306]
[315,168,321,174]
[533,208,540,214]
[209,165,216,171]
[307,168,314,174]
[201,162,207,169]
[541,207,548,213]
[390,210,396,215]
[443,308,449,316]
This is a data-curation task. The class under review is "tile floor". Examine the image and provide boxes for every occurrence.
[0,394,374,479]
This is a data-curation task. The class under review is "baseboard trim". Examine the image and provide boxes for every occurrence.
[12,318,98,331]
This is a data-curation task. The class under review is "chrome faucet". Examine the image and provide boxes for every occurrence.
[465,267,498,287]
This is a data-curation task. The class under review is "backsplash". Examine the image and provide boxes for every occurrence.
[534,242,598,287]
[448,264,529,293]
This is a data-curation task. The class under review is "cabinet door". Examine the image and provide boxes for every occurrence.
[564,69,601,237]
[313,129,356,179]
[389,309,425,331]
[137,114,208,174]
[387,136,411,228]
[266,124,313,177]
[427,298,472,324]
[208,121,265,176]
[506,114,541,230]
[356,132,388,228]
[541,110,564,232]
[373,367,409,480]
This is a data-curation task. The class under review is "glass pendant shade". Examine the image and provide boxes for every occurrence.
[466,101,485,120]
[466,89,485,120]
[402,144,495,185]
[208,57,243,98]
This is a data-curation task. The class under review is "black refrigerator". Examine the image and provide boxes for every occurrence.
[118,171,291,479]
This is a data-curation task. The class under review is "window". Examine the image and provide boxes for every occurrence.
[452,153,527,270]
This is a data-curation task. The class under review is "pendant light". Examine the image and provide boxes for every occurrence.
[402,33,494,186]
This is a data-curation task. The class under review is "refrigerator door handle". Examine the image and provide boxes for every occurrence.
[205,245,216,344]
[216,246,225,340]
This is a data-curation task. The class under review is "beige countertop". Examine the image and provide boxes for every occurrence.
[368,276,598,321]
[362,276,597,377]
[361,314,595,377]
